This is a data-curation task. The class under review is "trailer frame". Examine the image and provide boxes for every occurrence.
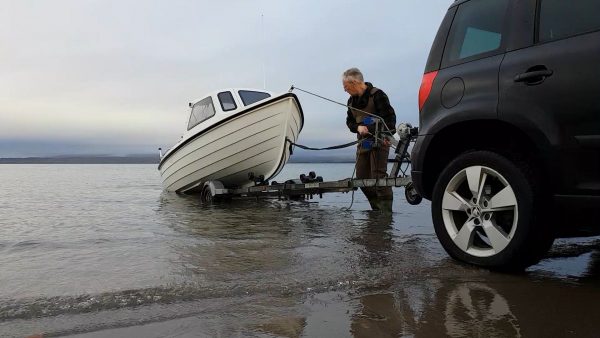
[198,124,422,205]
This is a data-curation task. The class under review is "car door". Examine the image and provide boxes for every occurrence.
[498,0,600,196]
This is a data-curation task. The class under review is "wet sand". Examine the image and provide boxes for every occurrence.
[65,243,600,338]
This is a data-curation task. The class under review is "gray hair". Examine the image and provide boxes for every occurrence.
[342,67,364,83]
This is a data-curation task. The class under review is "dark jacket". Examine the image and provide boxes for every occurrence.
[346,82,396,136]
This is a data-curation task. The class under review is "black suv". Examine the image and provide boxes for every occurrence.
[412,0,600,269]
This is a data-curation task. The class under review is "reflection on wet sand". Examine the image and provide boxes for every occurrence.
[441,283,520,337]
[349,211,422,338]
[347,275,600,337]
[345,213,600,338]
[351,212,394,267]
[255,316,307,338]
[351,293,407,337]
[349,282,520,338]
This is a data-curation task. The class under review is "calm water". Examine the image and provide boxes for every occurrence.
[0,164,599,337]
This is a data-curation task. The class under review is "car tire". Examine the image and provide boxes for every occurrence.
[431,150,554,270]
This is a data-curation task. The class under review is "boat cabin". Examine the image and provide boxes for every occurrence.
[186,88,273,131]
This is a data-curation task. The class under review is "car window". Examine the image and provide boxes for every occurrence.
[238,90,271,106]
[441,0,509,67]
[539,0,600,42]
[187,96,215,130]
[217,91,237,111]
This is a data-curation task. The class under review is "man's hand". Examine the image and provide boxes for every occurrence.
[357,125,370,136]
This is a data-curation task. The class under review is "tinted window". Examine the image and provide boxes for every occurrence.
[187,97,215,130]
[442,0,509,67]
[217,91,237,111]
[238,90,271,106]
[539,0,600,42]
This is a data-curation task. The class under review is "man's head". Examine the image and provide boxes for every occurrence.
[342,67,367,97]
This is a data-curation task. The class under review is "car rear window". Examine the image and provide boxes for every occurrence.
[539,0,600,42]
[441,0,509,67]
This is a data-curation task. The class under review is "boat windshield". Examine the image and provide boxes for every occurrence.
[238,90,271,106]
[188,97,215,130]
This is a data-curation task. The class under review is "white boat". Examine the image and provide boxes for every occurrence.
[159,88,304,193]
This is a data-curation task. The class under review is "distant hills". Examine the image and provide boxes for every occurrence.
[0,149,356,164]
[0,155,160,164]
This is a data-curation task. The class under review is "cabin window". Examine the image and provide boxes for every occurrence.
[187,96,215,130]
[217,91,237,111]
[238,90,271,106]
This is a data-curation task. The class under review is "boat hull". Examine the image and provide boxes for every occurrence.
[159,93,303,193]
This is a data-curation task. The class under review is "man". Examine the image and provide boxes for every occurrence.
[343,67,396,212]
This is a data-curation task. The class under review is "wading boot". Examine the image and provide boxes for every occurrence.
[368,198,381,211]
[377,199,393,214]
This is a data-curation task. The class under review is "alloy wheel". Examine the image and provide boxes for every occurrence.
[441,165,518,257]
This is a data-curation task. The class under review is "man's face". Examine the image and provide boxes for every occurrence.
[343,80,362,96]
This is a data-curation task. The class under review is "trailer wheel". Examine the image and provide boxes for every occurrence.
[405,182,423,205]
[200,185,215,203]
[199,180,228,204]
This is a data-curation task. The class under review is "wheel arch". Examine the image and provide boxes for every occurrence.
[420,119,554,199]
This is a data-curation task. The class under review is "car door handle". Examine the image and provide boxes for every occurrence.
[514,69,553,83]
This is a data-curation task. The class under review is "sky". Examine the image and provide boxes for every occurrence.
[1,0,450,157]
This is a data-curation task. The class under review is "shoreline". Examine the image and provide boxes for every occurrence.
[0,158,357,164]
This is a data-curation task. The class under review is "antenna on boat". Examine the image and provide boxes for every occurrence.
[261,13,266,90]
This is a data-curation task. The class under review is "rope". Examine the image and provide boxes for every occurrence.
[287,85,403,211]
[341,163,358,211]
[283,136,363,210]
[289,85,394,133]
[285,137,364,153]
[285,135,399,210]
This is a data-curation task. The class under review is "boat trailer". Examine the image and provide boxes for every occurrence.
[197,124,423,206]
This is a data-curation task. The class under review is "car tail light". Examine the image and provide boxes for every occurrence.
[418,71,438,111]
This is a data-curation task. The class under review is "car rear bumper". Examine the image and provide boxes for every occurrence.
[410,134,433,200]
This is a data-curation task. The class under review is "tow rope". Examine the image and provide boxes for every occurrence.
[288,85,394,133]
[285,137,364,154]
[284,136,363,211]
[286,85,395,211]
[285,85,390,154]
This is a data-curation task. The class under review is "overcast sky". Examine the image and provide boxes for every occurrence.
[1,0,449,157]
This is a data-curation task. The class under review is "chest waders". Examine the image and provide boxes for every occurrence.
[350,87,394,212]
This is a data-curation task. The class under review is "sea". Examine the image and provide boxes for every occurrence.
[1,163,599,337]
